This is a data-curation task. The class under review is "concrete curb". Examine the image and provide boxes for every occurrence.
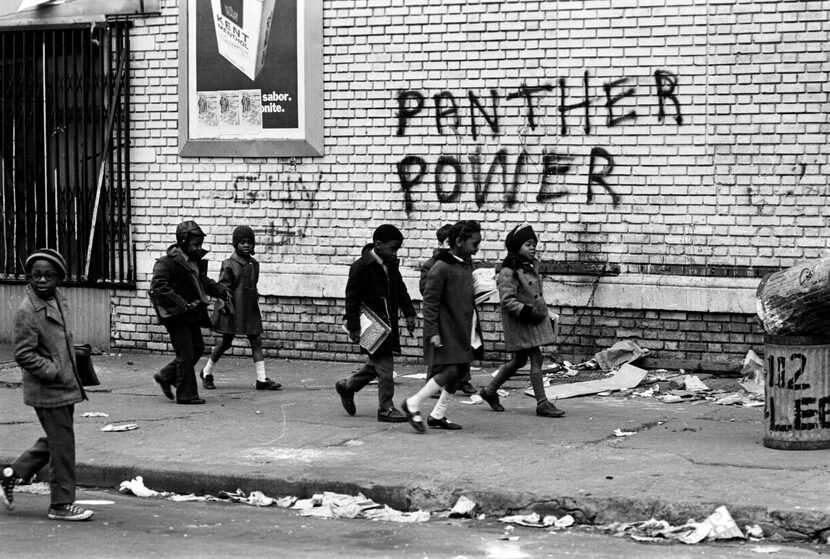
[6,457,826,542]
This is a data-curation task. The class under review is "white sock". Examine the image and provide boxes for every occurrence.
[406,378,441,413]
[429,390,452,420]
[203,359,216,376]
[254,360,266,382]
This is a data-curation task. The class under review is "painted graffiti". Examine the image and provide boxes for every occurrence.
[766,352,830,432]
[214,172,321,248]
[395,69,683,214]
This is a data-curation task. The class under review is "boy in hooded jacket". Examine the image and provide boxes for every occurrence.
[149,221,229,405]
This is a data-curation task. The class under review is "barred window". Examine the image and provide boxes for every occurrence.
[0,22,133,286]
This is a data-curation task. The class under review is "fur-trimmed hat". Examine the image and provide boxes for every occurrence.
[25,248,68,279]
[232,225,256,255]
[175,220,205,245]
[505,224,538,254]
[373,224,404,243]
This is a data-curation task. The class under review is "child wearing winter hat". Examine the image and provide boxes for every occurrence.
[479,224,565,418]
[201,225,280,391]
[2,249,95,521]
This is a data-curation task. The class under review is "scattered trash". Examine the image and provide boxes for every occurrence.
[459,394,483,405]
[534,364,648,400]
[554,515,574,528]
[294,491,429,523]
[605,506,745,545]
[101,423,139,432]
[449,495,479,518]
[82,412,109,417]
[739,350,765,396]
[119,476,170,498]
[745,524,764,539]
[119,477,428,523]
[594,340,649,372]
[218,489,276,507]
[15,482,50,495]
[681,375,710,393]
[499,512,557,528]
[614,429,636,437]
[344,439,365,446]
[750,546,781,554]
[402,373,427,379]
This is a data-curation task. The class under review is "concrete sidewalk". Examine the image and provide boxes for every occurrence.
[0,352,828,541]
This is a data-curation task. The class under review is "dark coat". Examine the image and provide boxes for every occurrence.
[14,286,86,408]
[345,244,416,354]
[419,248,447,296]
[422,251,483,365]
[149,245,227,327]
[211,253,263,335]
[497,254,555,352]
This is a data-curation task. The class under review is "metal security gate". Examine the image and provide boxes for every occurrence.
[0,22,133,285]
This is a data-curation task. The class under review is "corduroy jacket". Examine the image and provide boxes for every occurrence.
[14,285,86,408]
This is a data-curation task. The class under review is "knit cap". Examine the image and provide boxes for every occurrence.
[505,224,538,254]
[232,225,256,255]
[25,248,68,279]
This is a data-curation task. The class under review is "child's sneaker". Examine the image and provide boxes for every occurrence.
[200,370,215,390]
[47,503,94,521]
[1,466,16,510]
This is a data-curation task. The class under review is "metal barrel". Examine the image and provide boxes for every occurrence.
[763,334,830,450]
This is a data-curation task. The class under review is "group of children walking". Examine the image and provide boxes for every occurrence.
[1,218,563,522]
[336,220,565,434]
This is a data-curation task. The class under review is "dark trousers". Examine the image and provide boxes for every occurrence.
[345,352,395,410]
[13,405,76,507]
[158,319,205,402]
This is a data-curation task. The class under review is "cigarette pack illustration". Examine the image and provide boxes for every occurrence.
[211,0,277,81]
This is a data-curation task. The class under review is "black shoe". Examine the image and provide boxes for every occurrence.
[200,370,215,390]
[537,401,565,418]
[401,399,425,433]
[427,416,462,430]
[153,374,174,400]
[335,380,356,416]
[256,378,282,391]
[459,382,477,395]
[177,398,206,405]
[1,465,16,511]
[378,408,408,423]
[478,388,504,412]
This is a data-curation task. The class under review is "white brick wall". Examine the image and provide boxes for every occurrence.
[116,0,830,361]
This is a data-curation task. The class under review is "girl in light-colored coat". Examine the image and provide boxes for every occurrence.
[479,224,565,418]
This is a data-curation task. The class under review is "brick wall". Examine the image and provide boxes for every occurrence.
[114,0,830,368]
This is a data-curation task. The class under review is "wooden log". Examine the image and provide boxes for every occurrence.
[756,258,830,336]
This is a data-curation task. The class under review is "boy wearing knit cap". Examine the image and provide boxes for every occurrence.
[149,221,230,404]
[201,225,280,391]
[479,224,565,418]
[335,224,417,423]
[1,249,95,521]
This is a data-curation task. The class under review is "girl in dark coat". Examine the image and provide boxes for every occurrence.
[479,224,565,418]
[402,220,483,433]
[201,226,281,391]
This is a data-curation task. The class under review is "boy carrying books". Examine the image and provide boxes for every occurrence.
[335,225,417,423]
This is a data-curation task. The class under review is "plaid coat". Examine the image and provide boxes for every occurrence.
[14,285,86,408]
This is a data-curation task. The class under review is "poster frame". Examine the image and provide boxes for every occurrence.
[178,0,323,157]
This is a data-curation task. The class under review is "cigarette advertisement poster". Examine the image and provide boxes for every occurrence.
[179,0,323,157]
